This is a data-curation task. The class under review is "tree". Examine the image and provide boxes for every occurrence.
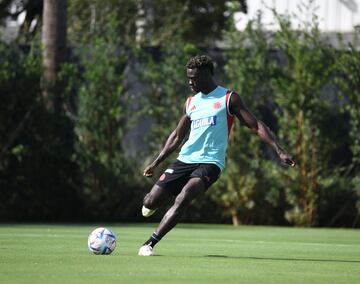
[67,0,138,46]
[210,13,279,225]
[42,0,67,111]
[0,40,81,221]
[334,32,360,226]
[139,0,231,46]
[60,13,144,221]
[270,8,337,226]
[66,0,244,47]
[140,38,199,162]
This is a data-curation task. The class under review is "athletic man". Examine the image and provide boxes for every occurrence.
[138,55,295,256]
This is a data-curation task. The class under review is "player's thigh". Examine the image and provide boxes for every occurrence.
[143,184,172,209]
[175,177,206,206]
[190,163,221,191]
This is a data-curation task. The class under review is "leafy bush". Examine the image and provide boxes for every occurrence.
[0,41,81,221]
[62,14,144,221]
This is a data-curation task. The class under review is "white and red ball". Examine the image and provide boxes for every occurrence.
[87,227,116,255]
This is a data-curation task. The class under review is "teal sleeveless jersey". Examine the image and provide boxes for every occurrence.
[177,86,234,170]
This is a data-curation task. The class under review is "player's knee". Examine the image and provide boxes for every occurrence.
[143,194,155,209]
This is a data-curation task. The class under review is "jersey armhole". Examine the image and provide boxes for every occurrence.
[225,91,233,117]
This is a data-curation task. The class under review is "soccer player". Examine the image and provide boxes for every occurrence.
[138,55,296,256]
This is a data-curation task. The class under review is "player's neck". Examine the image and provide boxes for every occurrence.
[201,82,218,95]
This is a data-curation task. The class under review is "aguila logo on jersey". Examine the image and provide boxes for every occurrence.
[191,116,217,129]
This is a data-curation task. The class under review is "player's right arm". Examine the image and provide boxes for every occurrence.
[143,102,191,177]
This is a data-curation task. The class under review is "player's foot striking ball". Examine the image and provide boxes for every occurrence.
[139,55,296,256]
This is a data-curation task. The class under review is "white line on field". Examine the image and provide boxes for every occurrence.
[0,234,359,248]
[173,238,360,248]
[0,233,84,238]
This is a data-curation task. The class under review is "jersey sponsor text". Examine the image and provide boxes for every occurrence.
[191,116,217,129]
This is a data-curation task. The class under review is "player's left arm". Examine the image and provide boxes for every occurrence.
[229,92,296,167]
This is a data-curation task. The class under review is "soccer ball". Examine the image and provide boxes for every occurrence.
[87,227,116,255]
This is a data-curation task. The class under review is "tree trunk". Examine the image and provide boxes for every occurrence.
[231,209,240,226]
[42,0,67,112]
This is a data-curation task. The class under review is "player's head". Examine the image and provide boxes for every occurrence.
[186,55,214,76]
[186,55,215,93]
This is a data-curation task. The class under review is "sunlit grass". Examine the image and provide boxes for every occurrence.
[0,224,359,284]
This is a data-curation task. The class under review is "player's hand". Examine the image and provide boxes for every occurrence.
[143,164,156,177]
[277,150,296,167]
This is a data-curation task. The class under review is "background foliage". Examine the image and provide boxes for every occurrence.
[0,0,358,226]
[0,41,80,221]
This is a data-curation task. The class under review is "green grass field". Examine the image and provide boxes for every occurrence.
[0,224,359,284]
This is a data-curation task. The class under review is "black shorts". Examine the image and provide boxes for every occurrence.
[155,159,221,196]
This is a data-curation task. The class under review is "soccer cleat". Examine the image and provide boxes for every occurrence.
[138,245,155,256]
[142,206,157,217]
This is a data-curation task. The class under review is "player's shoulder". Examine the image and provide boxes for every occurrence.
[228,90,247,110]
[219,86,239,97]
[223,87,240,98]
[220,87,241,103]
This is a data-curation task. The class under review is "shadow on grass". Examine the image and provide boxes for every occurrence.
[204,255,360,264]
